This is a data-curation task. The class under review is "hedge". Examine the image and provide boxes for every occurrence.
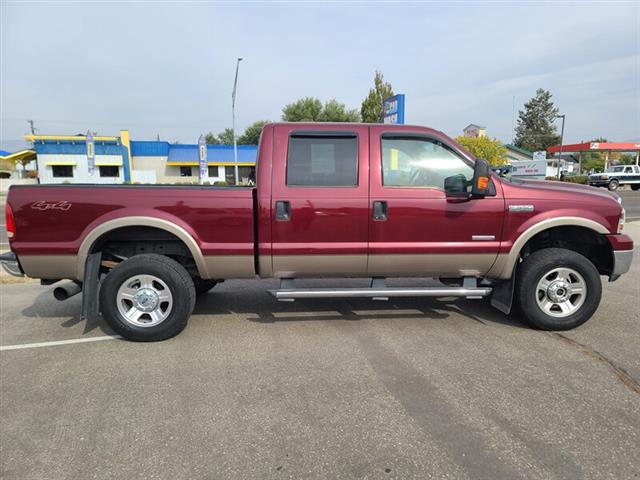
[545,175,589,184]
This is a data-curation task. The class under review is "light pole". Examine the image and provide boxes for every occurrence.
[556,114,565,179]
[231,57,243,185]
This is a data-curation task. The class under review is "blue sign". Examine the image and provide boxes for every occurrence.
[198,134,208,184]
[86,130,95,176]
[383,94,405,124]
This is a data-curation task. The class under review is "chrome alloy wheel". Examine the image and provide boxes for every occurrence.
[116,274,173,327]
[535,267,587,318]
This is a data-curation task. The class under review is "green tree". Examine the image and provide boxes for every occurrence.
[514,88,561,152]
[581,137,607,172]
[360,70,394,123]
[216,128,235,145]
[282,97,360,122]
[455,136,508,166]
[238,120,271,145]
[318,99,360,122]
[204,132,219,145]
[618,154,636,165]
[282,97,323,121]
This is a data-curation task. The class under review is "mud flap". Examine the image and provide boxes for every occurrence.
[490,263,518,315]
[81,252,102,322]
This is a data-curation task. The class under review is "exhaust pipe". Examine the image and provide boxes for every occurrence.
[53,281,82,301]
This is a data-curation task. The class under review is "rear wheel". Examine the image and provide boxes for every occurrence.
[631,184,640,191]
[608,179,619,191]
[515,248,601,330]
[100,254,196,341]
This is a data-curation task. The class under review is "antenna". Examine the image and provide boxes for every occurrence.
[511,96,515,143]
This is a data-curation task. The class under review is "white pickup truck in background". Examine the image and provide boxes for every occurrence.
[589,165,640,191]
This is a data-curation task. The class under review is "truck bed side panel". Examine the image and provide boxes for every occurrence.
[8,185,255,280]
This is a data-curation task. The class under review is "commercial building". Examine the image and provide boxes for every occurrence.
[25,130,257,185]
[463,124,486,138]
[503,144,533,163]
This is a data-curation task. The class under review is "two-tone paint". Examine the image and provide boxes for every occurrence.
[6,123,632,282]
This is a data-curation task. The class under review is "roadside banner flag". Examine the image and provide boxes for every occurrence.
[198,134,208,184]
[86,130,95,176]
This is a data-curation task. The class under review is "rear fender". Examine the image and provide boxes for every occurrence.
[77,215,208,280]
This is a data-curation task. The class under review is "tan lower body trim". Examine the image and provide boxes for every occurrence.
[272,255,367,278]
[368,254,497,277]
[19,255,78,280]
[203,255,255,279]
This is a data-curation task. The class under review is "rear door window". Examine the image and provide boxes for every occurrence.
[286,135,358,186]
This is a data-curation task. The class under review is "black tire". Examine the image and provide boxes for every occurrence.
[608,179,619,191]
[631,184,640,191]
[193,278,218,296]
[100,254,196,341]
[515,248,601,330]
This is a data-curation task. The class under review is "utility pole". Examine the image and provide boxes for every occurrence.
[556,114,565,179]
[27,119,37,135]
[231,57,243,185]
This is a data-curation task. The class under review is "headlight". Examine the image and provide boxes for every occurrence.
[602,175,609,180]
[619,207,626,233]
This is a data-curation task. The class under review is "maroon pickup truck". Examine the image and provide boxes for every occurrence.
[2,123,633,341]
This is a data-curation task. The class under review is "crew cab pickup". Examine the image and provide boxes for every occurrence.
[2,123,634,341]
[589,164,640,191]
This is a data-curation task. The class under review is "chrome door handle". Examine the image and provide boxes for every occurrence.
[275,201,291,221]
[373,201,387,221]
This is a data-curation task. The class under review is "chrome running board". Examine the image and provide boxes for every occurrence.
[269,277,491,302]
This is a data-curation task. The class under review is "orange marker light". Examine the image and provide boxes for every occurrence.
[477,176,489,190]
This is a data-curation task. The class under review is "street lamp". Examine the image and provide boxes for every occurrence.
[232,57,243,185]
[556,114,565,179]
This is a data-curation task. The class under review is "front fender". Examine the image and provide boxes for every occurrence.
[488,215,610,279]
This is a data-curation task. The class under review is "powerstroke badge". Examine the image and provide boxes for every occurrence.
[31,201,72,211]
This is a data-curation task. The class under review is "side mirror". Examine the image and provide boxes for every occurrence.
[471,158,492,197]
[444,174,468,196]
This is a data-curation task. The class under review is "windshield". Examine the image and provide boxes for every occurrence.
[605,166,625,173]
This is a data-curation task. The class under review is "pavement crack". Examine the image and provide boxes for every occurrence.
[547,332,640,396]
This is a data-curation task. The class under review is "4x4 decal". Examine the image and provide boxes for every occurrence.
[31,201,72,211]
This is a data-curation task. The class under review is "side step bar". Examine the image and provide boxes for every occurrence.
[269,277,492,302]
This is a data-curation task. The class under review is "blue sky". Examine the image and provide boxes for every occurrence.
[1,1,638,151]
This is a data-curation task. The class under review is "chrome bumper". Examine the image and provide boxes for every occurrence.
[0,252,24,277]
[610,249,634,281]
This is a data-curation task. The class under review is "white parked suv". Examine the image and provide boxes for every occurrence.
[589,165,640,191]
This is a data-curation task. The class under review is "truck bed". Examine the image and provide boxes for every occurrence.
[8,184,256,280]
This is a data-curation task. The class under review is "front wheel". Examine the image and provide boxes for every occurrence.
[608,179,619,191]
[100,254,196,341]
[515,248,601,330]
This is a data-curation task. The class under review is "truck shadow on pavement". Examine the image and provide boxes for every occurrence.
[20,288,108,335]
[192,281,530,330]
[18,280,530,336]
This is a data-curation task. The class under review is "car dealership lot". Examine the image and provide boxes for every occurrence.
[1,252,639,480]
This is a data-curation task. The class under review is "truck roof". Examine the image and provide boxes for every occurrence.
[265,122,445,137]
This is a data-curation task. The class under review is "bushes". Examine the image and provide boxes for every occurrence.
[563,175,589,184]
[545,175,588,184]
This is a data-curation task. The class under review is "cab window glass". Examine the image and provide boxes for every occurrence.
[381,137,473,189]
[286,135,357,186]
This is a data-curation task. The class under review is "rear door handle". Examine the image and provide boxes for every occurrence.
[373,201,388,221]
[275,200,291,221]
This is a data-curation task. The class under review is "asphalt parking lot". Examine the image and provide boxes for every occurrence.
[1,249,639,479]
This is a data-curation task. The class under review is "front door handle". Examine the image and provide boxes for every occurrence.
[373,201,388,221]
[275,201,291,221]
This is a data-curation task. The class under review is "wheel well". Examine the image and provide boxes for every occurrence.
[520,226,613,275]
[90,226,199,276]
